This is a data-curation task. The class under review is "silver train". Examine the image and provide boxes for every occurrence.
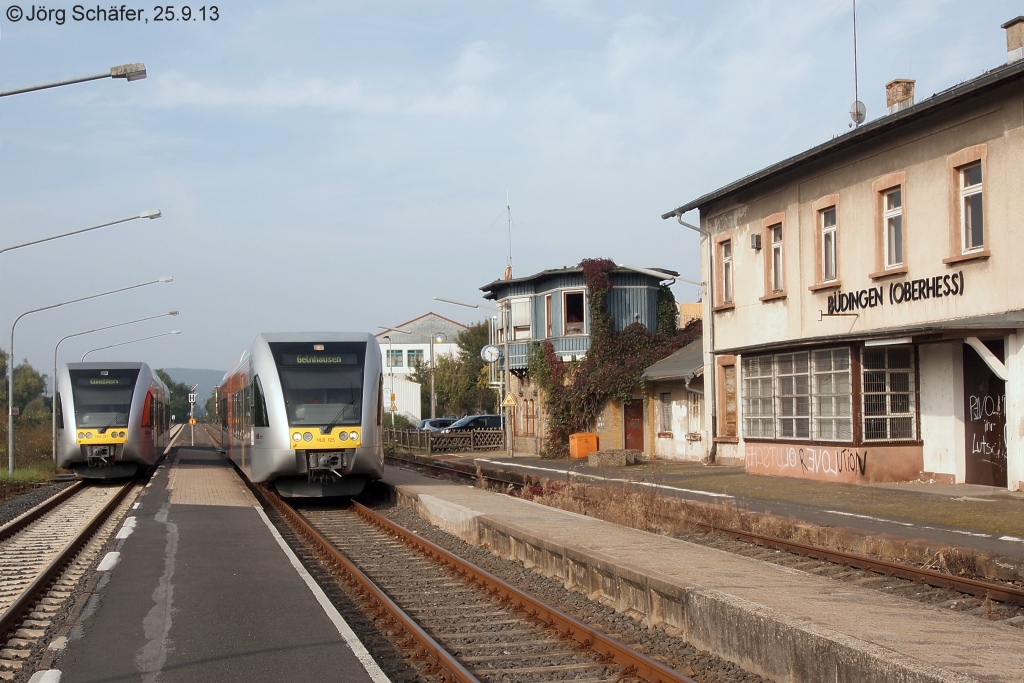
[55,362,171,479]
[218,332,385,497]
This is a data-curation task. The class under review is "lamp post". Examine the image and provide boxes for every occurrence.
[52,310,179,461]
[428,332,447,419]
[80,330,181,361]
[0,63,147,98]
[433,296,510,456]
[0,210,162,256]
[7,277,173,474]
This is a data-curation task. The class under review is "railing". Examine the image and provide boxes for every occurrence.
[384,428,505,453]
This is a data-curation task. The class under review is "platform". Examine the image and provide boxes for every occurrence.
[383,463,1024,683]
[36,444,388,683]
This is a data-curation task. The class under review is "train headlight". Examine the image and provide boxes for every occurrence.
[86,432,93,439]
[292,433,302,442]
[339,431,348,441]
[118,431,126,438]
[78,432,85,439]
[303,432,313,442]
[348,431,358,441]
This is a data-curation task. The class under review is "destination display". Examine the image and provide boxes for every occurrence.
[281,353,358,366]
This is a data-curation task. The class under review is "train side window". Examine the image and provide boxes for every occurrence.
[252,375,270,428]
[56,392,64,429]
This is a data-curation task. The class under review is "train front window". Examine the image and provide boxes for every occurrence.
[69,368,140,428]
[270,342,365,427]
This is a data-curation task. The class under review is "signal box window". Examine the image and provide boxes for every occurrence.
[960,162,984,252]
[564,291,585,335]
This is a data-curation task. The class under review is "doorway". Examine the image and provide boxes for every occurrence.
[624,400,644,451]
[962,340,1007,487]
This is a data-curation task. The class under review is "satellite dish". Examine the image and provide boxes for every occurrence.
[849,100,866,126]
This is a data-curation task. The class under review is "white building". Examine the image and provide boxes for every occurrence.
[376,312,467,422]
[662,18,1024,490]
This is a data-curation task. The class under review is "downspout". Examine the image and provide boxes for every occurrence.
[678,214,716,465]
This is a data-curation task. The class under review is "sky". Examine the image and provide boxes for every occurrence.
[1,0,1019,379]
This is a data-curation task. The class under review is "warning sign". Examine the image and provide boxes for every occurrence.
[389,402,397,412]
[501,393,518,408]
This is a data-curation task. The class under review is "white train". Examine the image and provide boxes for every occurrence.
[55,362,171,479]
[218,332,385,497]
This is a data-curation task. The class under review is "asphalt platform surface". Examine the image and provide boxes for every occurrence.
[421,450,1024,562]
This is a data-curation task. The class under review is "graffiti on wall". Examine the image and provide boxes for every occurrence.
[746,444,868,478]
[967,392,1006,463]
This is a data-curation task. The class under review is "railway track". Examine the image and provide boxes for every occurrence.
[385,454,1024,618]
[254,485,699,683]
[0,480,138,680]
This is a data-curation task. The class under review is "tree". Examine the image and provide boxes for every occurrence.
[156,369,194,422]
[12,361,47,414]
[409,322,497,417]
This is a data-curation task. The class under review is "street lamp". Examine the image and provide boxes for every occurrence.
[0,63,147,98]
[81,330,181,361]
[52,310,179,460]
[378,326,412,421]
[7,277,173,474]
[1,210,162,256]
[434,296,510,456]
[428,332,447,419]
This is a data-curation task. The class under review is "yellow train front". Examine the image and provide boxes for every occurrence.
[218,332,384,497]
[55,362,171,479]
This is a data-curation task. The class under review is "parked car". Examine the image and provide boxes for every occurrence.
[440,414,503,433]
[416,417,456,432]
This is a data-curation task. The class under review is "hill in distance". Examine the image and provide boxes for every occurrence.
[160,367,226,406]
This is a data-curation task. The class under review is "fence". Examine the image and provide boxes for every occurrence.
[384,428,505,453]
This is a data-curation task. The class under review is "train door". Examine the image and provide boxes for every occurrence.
[962,340,1007,487]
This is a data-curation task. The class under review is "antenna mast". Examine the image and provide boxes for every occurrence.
[849,0,866,126]
[506,190,512,272]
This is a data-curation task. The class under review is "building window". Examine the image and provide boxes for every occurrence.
[720,240,734,305]
[770,224,784,292]
[960,162,984,253]
[742,355,774,438]
[659,392,673,432]
[510,297,532,340]
[821,207,837,282]
[862,346,916,441]
[741,347,852,442]
[883,188,903,267]
[564,291,585,335]
[721,361,737,437]
[812,348,852,441]
[407,349,424,367]
[387,350,403,368]
[775,352,810,439]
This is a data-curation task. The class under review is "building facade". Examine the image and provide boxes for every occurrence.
[480,264,681,455]
[662,19,1024,490]
[376,312,466,422]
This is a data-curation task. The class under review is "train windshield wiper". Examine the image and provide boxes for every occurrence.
[98,410,126,434]
[321,403,354,434]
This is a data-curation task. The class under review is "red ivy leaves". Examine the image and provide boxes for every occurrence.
[529,259,702,457]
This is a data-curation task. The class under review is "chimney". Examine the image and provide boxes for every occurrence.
[1003,17,1024,64]
[885,79,915,114]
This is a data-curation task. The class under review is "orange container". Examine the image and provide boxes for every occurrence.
[569,432,598,459]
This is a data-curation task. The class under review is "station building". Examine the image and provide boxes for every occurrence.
[662,18,1024,490]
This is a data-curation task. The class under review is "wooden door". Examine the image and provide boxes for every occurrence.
[624,400,644,451]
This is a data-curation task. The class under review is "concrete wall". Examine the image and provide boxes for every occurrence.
[743,442,922,483]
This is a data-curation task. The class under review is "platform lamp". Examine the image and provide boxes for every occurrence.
[0,63,147,98]
[80,330,181,361]
[378,326,412,421]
